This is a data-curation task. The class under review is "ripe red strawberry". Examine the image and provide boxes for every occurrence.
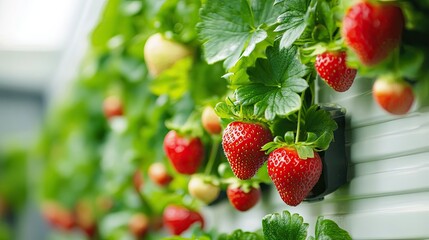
[267,147,322,206]
[342,1,404,66]
[315,51,357,92]
[148,162,173,186]
[163,130,204,175]
[373,75,414,115]
[226,184,261,212]
[222,121,273,180]
[163,205,204,235]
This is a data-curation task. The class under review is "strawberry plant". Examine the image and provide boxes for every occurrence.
[26,0,429,239]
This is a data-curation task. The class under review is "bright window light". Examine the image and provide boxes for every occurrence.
[0,0,83,51]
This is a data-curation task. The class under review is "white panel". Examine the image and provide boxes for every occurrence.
[350,115,429,163]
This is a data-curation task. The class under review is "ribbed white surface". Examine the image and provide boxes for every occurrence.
[206,77,429,239]
[307,77,429,239]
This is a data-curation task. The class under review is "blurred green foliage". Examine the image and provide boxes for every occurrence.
[0,148,28,210]
[36,0,227,238]
[0,147,28,240]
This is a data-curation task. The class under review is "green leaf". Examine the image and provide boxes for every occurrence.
[189,61,227,105]
[163,237,211,240]
[197,0,283,69]
[101,132,137,196]
[415,72,429,110]
[236,45,309,120]
[150,57,193,99]
[318,1,336,40]
[226,45,270,88]
[248,46,309,86]
[120,0,142,16]
[398,45,425,79]
[303,106,338,151]
[275,0,312,48]
[215,102,235,119]
[218,229,264,240]
[262,210,308,240]
[155,0,202,43]
[90,0,121,50]
[315,217,352,240]
[119,56,146,82]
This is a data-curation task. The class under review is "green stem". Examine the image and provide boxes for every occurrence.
[295,91,306,144]
[204,137,220,175]
[393,47,401,77]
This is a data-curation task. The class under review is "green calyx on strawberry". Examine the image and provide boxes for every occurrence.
[342,1,404,66]
[226,181,261,212]
[222,121,273,180]
[263,137,323,206]
[163,205,204,235]
[163,130,204,175]
[315,51,357,92]
[372,74,414,115]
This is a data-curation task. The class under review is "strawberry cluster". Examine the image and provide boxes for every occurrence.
[315,1,414,115]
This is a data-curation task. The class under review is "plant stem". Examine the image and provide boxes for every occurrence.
[393,47,401,77]
[204,136,220,175]
[295,91,306,144]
